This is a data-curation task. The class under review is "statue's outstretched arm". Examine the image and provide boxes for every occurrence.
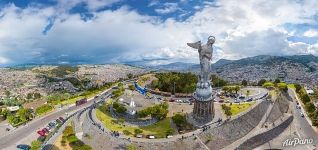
[187,41,201,49]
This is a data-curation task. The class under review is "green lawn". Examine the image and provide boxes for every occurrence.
[95,107,174,138]
[140,117,173,138]
[227,102,256,116]
[61,95,86,105]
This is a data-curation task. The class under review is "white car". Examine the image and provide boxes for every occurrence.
[147,135,155,139]
[167,135,173,138]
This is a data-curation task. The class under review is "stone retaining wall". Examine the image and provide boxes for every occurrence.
[236,115,293,150]
[265,92,290,125]
[199,100,270,150]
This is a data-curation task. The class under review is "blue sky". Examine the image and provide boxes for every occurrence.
[0,0,317,66]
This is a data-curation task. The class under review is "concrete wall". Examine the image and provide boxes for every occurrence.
[265,92,290,125]
[236,115,293,150]
[199,100,270,150]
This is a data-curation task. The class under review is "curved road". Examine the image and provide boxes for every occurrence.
[0,88,114,149]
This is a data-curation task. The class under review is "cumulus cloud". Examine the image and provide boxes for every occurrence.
[0,0,318,66]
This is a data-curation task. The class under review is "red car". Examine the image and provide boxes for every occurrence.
[37,130,46,136]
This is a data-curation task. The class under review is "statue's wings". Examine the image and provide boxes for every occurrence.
[187,41,201,49]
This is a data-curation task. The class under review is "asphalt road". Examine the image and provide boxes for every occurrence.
[288,88,318,148]
[0,88,114,149]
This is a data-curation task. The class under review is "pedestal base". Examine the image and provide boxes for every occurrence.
[193,97,214,123]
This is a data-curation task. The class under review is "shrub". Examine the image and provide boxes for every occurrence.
[294,84,302,93]
[221,104,232,117]
[123,130,132,135]
[257,79,267,86]
[134,129,143,135]
[172,113,186,127]
[305,102,316,113]
[301,94,311,104]
[277,83,288,92]
[30,140,42,150]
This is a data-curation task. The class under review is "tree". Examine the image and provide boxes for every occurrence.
[257,79,267,86]
[115,105,127,114]
[134,129,143,135]
[221,104,232,117]
[128,84,135,91]
[294,84,302,93]
[241,80,248,86]
[127,73,133,79]
[274,78,281,84]
[246,90,251,97]
[301,94,311,104]
[305,102,316,113]
[172,113,186,126]
[4,90,10,97]
[222,86,230,94]
[31,140,42,150]
[277,83,288,92]
[33,93,41,99]
[211,74,227,87]
[234,86,240,94]
[263,82,274,88]
[27,93,33,99]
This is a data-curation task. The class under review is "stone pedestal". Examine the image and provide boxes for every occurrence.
[193,96,214,123]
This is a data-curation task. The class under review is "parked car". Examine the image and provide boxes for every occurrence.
[147,135,156,139]
[37,130,46,136]
[246,98,253,102]
[59,117,65,122]
[136,134,143,138]
[17,144,31,150]
[48,122,56,128]
[43,128,49,134]
[239,96,245,99]
[167,135,173,138]
[56,119,62,124]
[218,100,224,103]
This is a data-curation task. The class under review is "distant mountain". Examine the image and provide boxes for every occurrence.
[210,54,318,87]
[152,62,197,71]
[212,54,318,71]
[134,54,318,87]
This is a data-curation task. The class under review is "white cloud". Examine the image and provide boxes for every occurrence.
[304,29,318,37]
[155,3,180,14]
[0,0,318,65]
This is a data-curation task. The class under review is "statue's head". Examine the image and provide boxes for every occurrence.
[207,36,215,45]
